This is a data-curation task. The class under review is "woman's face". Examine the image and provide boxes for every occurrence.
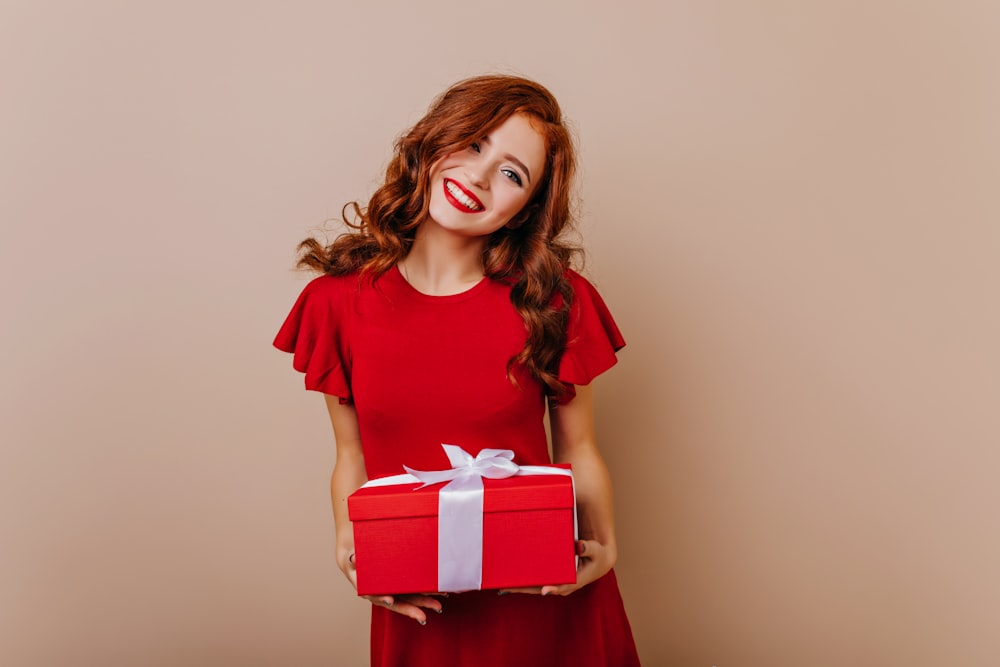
[425,113,547,239]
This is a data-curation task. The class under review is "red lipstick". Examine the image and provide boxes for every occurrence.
[443,178,484,213]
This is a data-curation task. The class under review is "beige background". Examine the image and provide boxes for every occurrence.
[2,1,998,665]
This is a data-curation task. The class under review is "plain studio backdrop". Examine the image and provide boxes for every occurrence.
[2,2,998,666]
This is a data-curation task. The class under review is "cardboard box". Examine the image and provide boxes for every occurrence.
[348,467,576,596]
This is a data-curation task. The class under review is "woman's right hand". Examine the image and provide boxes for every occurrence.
[338,548,445,625]
[327,397,443,624]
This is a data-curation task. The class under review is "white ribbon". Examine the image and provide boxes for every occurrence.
[361,444,576,592]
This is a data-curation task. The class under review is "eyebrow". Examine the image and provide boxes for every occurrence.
[480,136,532,185]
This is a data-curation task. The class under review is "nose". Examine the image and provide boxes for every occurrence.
[465,157,490,190]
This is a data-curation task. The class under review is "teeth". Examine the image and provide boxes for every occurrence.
[445,180,482,210]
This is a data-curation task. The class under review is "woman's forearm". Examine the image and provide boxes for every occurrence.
[331,446,367,556]
[560,446,618,553]
[324,395,367,567]
[550,384,619,555]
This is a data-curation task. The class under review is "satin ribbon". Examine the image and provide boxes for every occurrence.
[361,444,576,592]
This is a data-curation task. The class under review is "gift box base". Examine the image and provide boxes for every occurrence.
[349,473,576,596]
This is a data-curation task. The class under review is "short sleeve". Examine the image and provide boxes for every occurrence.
[272,275,353,402]
[556,271,626,402]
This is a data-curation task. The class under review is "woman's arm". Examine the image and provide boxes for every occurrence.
[542,383,619,595]
[325,395,367,580]
[324,395,443,623]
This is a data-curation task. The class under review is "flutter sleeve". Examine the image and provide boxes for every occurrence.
[555,270,626,403]
[272,275,353,403]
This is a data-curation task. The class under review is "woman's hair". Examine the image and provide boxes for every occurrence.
[297,74,580,396]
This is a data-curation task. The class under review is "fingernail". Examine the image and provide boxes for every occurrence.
[435,607,443,614]
[497,590,508,596]
[542,590,550,596]
[419,619,427,626]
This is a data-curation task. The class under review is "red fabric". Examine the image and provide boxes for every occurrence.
[272,274,353,401]
[556,272,626,403]
[274,266,639,667]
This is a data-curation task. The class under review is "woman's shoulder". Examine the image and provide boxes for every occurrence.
[301,271,361,291]
[275,273,367,332]
[561,268,618,319]
[293,271,369,303]
[555,268,625,392]
[558,268,609,307]
[564,267,593,290]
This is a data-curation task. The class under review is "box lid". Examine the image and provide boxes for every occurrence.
[348,465,574,521]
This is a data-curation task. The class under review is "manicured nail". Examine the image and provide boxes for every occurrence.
[497,590,508,596]
[419,619,427,626]
[435,607,443,614]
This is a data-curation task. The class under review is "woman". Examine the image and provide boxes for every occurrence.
[274,75,640,666]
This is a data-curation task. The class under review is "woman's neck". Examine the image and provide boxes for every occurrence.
[398,224,488,296]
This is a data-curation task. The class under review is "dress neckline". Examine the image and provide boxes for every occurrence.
[389,264,492,303]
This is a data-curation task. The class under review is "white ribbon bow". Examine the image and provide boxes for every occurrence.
[405,445,521,485]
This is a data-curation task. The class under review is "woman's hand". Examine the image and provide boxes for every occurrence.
[327,396,444,624]
[498,385,621,597]
[499,538,617,596]
[338,548,445,625]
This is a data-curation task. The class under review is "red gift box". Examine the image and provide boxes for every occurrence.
[348,453,577,596]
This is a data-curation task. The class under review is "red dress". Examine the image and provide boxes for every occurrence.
[274,266,640,667]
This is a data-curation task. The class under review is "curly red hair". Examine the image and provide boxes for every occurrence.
[297,74,580,396]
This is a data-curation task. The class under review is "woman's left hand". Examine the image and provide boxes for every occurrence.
[500,384,620,598]
[499,538,617,597]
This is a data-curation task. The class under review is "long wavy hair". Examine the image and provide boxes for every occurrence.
[297,74,580,396]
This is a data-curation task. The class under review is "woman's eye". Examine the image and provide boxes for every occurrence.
[470,142,481,153]
[501,169,523,186]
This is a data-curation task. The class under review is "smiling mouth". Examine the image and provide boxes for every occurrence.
[443,179,484,212]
